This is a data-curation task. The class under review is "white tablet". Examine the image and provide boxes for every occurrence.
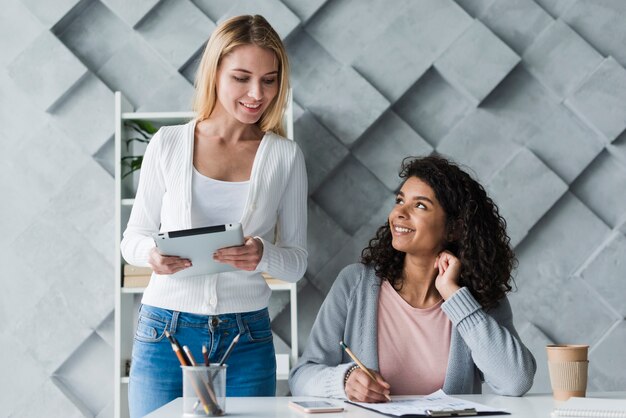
[153,223,244,278]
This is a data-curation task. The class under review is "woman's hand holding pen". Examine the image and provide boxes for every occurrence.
[345,368,391,403]
[434,250,461,300]
[148,247,192,274]
[213,236,264,271]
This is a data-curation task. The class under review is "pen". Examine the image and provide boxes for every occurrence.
[426,408,477,417]
[340,340,392,401]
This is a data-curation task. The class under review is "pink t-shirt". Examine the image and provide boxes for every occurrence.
[377,280,452,395]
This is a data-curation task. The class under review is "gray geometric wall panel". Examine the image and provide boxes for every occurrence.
[8,30,88,110]
[287,31,389,145]
[353,111,433,190]
[434,19,520,104]
[2,0,626,416]
[486,148,568,246]
[566,57,626,142]
[394,67,472,147]
[136,0,215,70]
[523,19,604,99]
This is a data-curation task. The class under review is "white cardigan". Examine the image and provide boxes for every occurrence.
[121,121,308,314]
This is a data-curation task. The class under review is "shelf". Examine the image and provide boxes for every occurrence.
[121,287,145,294]
[121,111,195,124]
[263,278,294,291]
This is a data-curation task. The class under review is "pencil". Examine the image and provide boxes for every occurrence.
[165,331,191,368]
[218,333,241,366]
[169,332,192,365]
[163,335,210,415]
[206,333,241,389]
[202,345,209,366]
[171,342,190,368]
[340,340,391,401]
[183,346,222,412]
[182,347,208,414]
[182,345,198,366]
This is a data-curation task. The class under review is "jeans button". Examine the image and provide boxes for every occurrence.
[211,317,218,327]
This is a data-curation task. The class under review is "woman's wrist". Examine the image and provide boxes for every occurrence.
[439,283,461,300]
[344,364,359,387]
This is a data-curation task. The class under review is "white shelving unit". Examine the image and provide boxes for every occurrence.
[114,92,298,418]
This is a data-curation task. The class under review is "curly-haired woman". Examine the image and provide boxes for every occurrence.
[289,155,535,402]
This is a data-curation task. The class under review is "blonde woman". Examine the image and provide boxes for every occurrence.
[122,15,307,417]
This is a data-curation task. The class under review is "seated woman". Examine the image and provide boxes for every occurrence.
[289,155,536,402]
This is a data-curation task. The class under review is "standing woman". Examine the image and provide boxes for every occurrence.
[122,15,307,418]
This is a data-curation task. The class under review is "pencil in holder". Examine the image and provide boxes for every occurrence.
[181,364,227,416]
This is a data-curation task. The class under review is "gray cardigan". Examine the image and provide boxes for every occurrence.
[289,263,536,398]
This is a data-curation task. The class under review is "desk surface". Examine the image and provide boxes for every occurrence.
[145,392,626,418]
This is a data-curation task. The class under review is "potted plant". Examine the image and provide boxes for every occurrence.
[121,120,158,179]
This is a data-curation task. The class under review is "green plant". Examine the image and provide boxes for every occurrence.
[121,120,158,179]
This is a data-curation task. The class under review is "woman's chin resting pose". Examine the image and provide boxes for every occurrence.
[289,155,536,402]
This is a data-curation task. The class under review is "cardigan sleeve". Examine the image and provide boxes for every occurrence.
[289,266,357,399]
[255,144,308,282]
[120,129,165,266]
[441,287,536,396]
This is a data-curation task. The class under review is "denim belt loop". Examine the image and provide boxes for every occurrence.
[235,313,246,336]
[169,310,180,334]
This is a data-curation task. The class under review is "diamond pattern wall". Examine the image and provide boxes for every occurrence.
[2,0,626,416]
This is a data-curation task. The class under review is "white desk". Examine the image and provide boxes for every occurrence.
[145,392,626,417]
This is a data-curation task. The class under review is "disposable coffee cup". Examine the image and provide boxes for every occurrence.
[546,345,589,401]
[182,365,227,416]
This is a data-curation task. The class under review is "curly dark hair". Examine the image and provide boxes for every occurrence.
[361,155,516,310]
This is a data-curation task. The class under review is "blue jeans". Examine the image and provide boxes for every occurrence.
[128,305,276,418]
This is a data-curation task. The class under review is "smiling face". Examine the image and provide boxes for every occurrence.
[388,176,448,257]
[213,44,279,126]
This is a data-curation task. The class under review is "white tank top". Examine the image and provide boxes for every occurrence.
[190,166,250,227]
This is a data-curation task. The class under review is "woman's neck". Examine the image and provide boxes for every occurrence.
[197,113,262,144]
[395,254,442,309]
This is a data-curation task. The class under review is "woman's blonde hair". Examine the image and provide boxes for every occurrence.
[193,15,290,137]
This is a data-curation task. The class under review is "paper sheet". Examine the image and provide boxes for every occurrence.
[350,389,506,416]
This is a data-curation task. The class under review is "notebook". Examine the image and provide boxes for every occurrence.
[552,397,626,418]
[153,223,244,278]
